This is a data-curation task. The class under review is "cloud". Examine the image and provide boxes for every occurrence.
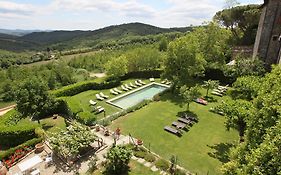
[0,1,37,17]
[0,0,263,29]
[51,0,155,18]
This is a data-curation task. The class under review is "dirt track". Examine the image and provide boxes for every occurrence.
[0,105,16,116]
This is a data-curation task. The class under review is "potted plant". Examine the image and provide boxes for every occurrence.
[35,143,44,153]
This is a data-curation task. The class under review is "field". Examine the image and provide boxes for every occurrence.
[110,92,238,175]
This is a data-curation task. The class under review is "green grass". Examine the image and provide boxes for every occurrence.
[92,159,159,175]
[110,91,238,175]
[40,116,67,134]
[0,101,15,109]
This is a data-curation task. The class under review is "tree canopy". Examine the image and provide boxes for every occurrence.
[214,4,261,45]
[222,65,281,174]
[105,145,132,175]
[15,78,56,119]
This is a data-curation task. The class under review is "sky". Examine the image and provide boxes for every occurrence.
[0,0,263,30]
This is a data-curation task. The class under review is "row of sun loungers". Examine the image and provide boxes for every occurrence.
[88,100,104,113]
[96,92,109,101]
[98,80,147,99]
[161,79,172,85]
[211,85,228,97]
[164,114,198,136]
[94,106,104,113]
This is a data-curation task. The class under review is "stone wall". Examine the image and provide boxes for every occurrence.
[253,0,281,66]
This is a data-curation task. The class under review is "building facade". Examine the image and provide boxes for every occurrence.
[253,0,281,66]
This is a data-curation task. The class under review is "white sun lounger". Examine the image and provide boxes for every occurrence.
[165,81,171,85]
[138,80,146,85]
[100,92,109,99]
[149,78,155,82]
[130,82,137,88]
[114,88,122,93]
[89,100,97,105]
[211,91,223,97]
[96,107,104,113]
[121,85,129,91]
[96,94,104,101]
[135,81,142,86]
[161,80,167,84]
[110,89,118,95]
[125,84,133,90]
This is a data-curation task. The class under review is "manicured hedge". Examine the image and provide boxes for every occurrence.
[0,110,39,147]
[120,70,163,80]
[0,125,38,147]
[76,111,96,126]
[0,137,42,160]
[51,78,120,97]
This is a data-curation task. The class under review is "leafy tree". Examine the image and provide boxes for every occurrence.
[224,56,266,79]
[163,34,206,86]
[193,22,232,69]
[222,66,281,174]
[159,36,168,52]
[214,4,261,45]
[219,99,253,142]
[49,122,96,159]
[202,80,219,97]
[105,55,128,77]
[126,47,164,72]
[230,76,261,100]
[105,145,132,175]
[180,85,201,111]
[15,78,56,119]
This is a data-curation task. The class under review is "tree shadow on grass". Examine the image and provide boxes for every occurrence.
[204,96,218,103]
[159,92,184,106]
[42,124,54,131]
[207,143,235,163]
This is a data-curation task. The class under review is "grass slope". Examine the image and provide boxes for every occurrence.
[110,93,238,175]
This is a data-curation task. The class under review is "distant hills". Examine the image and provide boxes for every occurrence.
[0,29,45,36]
[0,23,192,52]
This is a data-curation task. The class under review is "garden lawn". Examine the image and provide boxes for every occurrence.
[110,93,238,175]
[40,116,66,134]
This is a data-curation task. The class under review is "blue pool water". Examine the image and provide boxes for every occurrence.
[109,84,168,109]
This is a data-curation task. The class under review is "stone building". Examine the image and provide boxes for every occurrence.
[253,0,281,66]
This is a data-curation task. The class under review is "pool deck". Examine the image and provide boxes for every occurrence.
[106,82,170,109]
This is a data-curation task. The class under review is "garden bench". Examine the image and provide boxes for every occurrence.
[178,118,193,125]
[172,121,186,129]
[164,126,181,136]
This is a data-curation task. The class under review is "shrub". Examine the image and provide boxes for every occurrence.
[144,153,156,163]
[155,159,170,171]
[76,111,96,126]
[175,168,187,175]
[134,150,146,158]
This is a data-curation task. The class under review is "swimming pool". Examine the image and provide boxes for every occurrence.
[107,83,169,109]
